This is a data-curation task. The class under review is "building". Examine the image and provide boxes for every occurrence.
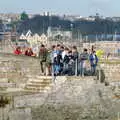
[0,23,5,40]
[19,30,48,47]
[47,27,72,40]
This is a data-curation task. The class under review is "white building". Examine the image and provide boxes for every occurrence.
[19,33,26,40]
[19,30,48,47]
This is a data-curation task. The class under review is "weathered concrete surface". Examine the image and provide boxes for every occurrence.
[31,82,120,120]
[7,77,120,120]
[9,108,32,120]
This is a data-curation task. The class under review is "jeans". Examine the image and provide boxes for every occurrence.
[62,63,69,75]
[79,61,85,76]
[91,65,96,76]
[40,61,46,74]
[54,64,61,75]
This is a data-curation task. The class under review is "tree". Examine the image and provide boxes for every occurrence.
[20,11,29,21]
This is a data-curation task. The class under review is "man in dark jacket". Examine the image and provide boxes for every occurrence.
[72,46,79,75]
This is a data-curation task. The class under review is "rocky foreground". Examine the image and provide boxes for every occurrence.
[7,77,120,120]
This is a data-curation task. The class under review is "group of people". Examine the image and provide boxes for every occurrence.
[14,46,36,57]
[13,44,98,76]
[39,44,98,76]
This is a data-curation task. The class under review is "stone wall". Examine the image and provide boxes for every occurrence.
[0,53,41,87]
[100,63,120,82]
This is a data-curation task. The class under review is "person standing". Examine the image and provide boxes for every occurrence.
[53,45,62,76]
[46,48,53,76]
[62,48,69,75]
[79,48,89,77]
[72,46,79,75]
[89,51,98,76]
[67,50,74,75]
[39,44,48,75]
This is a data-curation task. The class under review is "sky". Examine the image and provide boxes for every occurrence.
[0,0,119,17]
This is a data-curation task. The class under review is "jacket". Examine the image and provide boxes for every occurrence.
[89,54,98,66]
[39,48,47,62]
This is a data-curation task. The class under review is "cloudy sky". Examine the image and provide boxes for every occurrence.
[0,0,119,16]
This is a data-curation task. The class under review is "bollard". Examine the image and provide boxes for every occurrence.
[51,63,55,83]
[98,66,101,82]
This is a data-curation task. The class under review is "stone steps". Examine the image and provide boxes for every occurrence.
[28,79,51,83]
[24,76,52,92]
[25,86,51,91]
[26,75,52,79]
[14,76,105,109]
[26,83,50,87]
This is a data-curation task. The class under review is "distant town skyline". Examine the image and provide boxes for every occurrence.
[0,0,120,17]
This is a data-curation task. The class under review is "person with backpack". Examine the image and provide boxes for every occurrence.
[39,44,48,75]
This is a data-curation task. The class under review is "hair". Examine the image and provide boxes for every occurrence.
[65,47,69,51]
[68,50,72,54]
[57,44,61,47]
[41,44,45,47]
[72,46,77,50]
[16,46,21,50]
[60,46,64,49]
[92,50,96,53]
[52,45,56,49]
[84,48,88,52]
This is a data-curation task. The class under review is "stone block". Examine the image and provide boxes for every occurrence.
[9,108,32,120]
[0,78,8,83]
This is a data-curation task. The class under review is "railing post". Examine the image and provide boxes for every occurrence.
[51,52,55,83]
[75,59,78,76]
